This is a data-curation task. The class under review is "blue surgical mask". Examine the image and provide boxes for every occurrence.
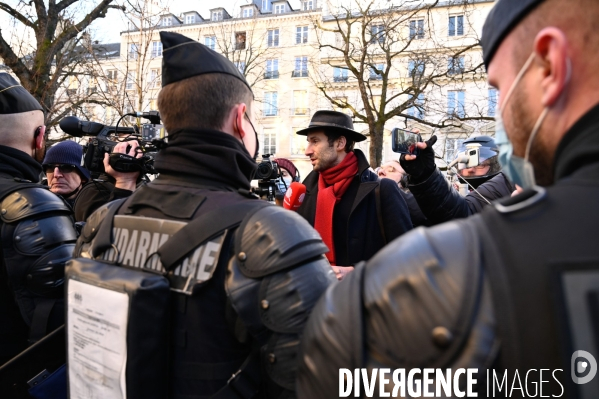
[276,176,292,193]
[496,52,571,189]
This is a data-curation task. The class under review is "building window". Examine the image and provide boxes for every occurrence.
[149,68,160,88]
[262,128,277,155]
[106,70,117,89]
[488,88,497,117]
[409,19,424,40]
[128,43,138,60]
[205,36,216,50]
[293,56,308,77]
[274,4,285,13]
[445,138,465,163]
[291,127,307,155]
[408,59,425,79]
[161,16,172,26]
[296,26,308,44]
[151,41,162,58]
[263,92,278,116]
[447,90,465,118]
[235,61,246,74]
[185,14,195,24]
[126,72,136,90]
[212,11,223,21]
[369,63,384,80]
[262,0,269,12]
[265,59,279,79]
[292,90,308,115]
[370,24,385,44]
[267,29,279,47]
[448,56,465,75]
[333,67,348,82]
[407,93,425,119]
[242,8,254,17]
[235,32,246,50]
[448,15,464,36]
[302,0,314,10]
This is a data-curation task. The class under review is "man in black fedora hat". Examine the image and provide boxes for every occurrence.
[295,110,412,280]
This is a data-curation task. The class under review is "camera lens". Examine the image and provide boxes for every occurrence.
[257,162,273,179]
[470,150,476,155]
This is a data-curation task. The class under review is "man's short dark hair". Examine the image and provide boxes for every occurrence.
[158,73,253,132]
[323,131,355,153]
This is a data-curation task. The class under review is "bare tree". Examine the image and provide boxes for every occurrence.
[0,0,124,126]
[311,0,491,166]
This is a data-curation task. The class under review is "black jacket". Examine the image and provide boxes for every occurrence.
[297,149,412,266]
[73,174,133,222]
[409,169,514,225]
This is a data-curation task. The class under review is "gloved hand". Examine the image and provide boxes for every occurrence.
[399,135,438,184]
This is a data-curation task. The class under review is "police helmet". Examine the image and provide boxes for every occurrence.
[455,135,501,189]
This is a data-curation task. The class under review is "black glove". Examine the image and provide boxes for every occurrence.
[399,135,437,184]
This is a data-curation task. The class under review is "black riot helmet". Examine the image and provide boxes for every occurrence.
[455,135,501,189]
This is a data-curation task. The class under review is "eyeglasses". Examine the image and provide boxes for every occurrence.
[44,164,78,174]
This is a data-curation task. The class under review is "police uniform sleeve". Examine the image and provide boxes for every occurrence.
[1,187,77,339]
[225,206,336,396]
[297,218,498,398]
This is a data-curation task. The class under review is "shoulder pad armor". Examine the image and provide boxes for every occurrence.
[234,206,329,278]
[1,187,70,223]
[494,185,546,214]
[298,219,498,398]
[362,220,492,368]
[79,201,114,243]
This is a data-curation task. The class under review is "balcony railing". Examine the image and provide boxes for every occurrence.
[292,70,308,78]
[262,109,278,117]
[333,76,348,82]
[264,71,279,79]
[290,108,310,116]
[87,87,98,95]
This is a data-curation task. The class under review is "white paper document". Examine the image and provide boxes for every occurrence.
[67,279,129,399]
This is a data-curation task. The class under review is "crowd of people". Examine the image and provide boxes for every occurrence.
[0,0,598,397]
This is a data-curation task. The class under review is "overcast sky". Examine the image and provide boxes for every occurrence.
[91,0,302,44]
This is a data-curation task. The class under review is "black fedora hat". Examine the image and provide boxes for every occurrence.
[296,110,366,142]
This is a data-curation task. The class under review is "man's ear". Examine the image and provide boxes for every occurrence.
[35,126,46,149]
[534,27,569,107]
[235,104,247,139]
[336,135,347,151]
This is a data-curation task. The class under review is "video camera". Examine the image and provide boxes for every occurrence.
[252,154,281,202]
[59,111,165,177]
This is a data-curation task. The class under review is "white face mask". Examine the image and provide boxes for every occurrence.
[495,52,570,189]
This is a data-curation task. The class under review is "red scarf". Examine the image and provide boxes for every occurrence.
[314,152,358,265]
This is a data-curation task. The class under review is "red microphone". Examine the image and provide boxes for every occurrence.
[283,182,306,211]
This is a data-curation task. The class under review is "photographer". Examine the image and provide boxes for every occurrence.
[72,140,140,222]
[399,135,514,225]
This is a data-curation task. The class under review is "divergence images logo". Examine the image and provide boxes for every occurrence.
[571,350,597,385]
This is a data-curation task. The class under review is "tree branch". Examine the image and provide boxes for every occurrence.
[0,2,35,28]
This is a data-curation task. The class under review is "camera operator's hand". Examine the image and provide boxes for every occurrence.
[104,141,141,191]
[399,135,438,184]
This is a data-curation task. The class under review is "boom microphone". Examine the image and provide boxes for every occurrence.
[283,182,306,211]
[59,116,105,137]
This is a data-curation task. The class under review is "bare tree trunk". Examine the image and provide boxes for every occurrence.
[369,123,385,167]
